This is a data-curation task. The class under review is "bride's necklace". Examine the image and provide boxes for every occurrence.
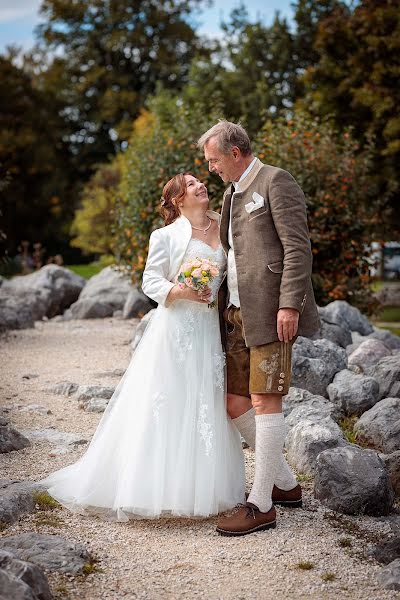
[191,217,212,236]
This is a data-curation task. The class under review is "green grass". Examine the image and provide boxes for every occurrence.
[322,572,336,582]
[81,556,103,575]
[375,305,400,322]
[34,513,64,528]
[66,264,103,279]
[297,561,314,570]
[338,537,352,548]
[296,473,313,483]
[33,491,60,511]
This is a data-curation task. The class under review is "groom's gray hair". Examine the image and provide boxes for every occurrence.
[197,120,252,156]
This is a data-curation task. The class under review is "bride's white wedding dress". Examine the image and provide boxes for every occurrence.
[40,238,245,521]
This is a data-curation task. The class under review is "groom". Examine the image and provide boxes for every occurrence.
[198,121,320,536]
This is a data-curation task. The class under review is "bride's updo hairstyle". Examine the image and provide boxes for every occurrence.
[160,172,194,226]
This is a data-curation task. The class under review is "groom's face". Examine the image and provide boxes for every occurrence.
[204,137,240,183]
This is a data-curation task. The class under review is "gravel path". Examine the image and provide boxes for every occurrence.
[1,318,399,600]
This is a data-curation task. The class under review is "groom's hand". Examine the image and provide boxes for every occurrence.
[277,308,299,342]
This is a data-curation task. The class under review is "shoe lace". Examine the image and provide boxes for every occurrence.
[235,502,258,520]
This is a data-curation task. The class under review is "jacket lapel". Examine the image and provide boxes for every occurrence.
[220,185,234,255]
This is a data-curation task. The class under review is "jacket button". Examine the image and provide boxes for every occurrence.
[278,386,283,391]
[280,372,285,378]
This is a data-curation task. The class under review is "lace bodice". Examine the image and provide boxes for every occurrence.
[182,238,226,300]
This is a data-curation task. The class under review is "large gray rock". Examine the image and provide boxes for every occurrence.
[381,451,400,496]
[354,398,400,453]
[291,337,348,396]
[76,385,115,402]
[122,289,153,319]
[314,445,394,516]
[377,559,400,591]
[318,300,373,335]
[0,549,52,600]
[371,536,400,565]
[348,338,392,371]
[0,294,36,331]
[131,308,156,351]
[369,329,400,351]
[0,417,31,453]
[69,298,114,319]
[285,397,343,430]
[2,265,85,319]
[46,381,79,397]
[81,397,109,413]
[316,315,352,348]
[70,266,134,319]
[0,533,91,575]
[283,387,323,416]
[327,369,380,416]
[285,417,347,475]
[367,354,400,399]
[20,427,87,456]
[0,480,45,524]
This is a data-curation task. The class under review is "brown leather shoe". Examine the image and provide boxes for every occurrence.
[244,484,302,508]
[272,484,302,508]
[216,503,276,537]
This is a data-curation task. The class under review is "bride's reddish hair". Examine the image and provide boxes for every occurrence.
[160,172,194,225]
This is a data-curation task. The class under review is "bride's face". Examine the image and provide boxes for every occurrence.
[182,174,208,210]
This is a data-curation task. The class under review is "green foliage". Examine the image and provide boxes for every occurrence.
[297,561,314,570]
[38,0,206,156]
[70,159,121,255]
[0,54,75,257]
[115,94,225,282]
[299,0,400,232]
[66,264,104,279]
[254,112,380,313]
[33,490,60,511]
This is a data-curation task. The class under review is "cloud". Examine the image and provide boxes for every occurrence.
[0,0,42,24]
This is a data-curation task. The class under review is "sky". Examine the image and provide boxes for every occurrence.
[0,0,294,53]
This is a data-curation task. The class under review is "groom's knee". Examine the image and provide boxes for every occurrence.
[226,393,252,419]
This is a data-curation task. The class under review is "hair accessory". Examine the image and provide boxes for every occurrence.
[160,196,166,206]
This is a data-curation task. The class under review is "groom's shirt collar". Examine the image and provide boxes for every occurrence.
[232,157,257,192]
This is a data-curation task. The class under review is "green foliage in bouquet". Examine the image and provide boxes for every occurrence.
[254,111,380,313]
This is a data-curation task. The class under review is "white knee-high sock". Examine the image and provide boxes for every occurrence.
[233,408,297,491]
[247,413,286,513]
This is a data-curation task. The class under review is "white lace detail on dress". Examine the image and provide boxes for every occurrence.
[197,398,213,457]
[152,392,166,422]
[174,306,196,363]
[213,352,226,390]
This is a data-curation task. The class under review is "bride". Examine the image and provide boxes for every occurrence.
[39,172,245,521]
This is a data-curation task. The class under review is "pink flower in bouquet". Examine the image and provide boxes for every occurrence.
[192,268,203,278]
[210,266,219,277]
[185,276,193,287]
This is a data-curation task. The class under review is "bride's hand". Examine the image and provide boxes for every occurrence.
[166,285,212,305]
[182,286,212,303]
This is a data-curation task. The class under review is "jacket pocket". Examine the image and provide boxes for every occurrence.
[248,204,268,221]
[267,261,284,273]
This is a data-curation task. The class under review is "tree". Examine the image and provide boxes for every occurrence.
[299,0,400,233]
[70,158,121,256]
[0,54,74,258]
[37,0,208,163]
[184,6,299,135]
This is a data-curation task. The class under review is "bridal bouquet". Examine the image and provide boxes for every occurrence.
[176,258,220,308]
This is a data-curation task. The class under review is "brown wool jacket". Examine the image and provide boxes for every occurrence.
[217,158,320,348]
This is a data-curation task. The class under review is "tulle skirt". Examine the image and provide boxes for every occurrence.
[39,300,245,521]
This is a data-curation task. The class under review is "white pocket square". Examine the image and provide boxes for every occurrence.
[245,192,265,214]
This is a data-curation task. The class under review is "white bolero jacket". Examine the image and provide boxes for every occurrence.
[142,210,221,306]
